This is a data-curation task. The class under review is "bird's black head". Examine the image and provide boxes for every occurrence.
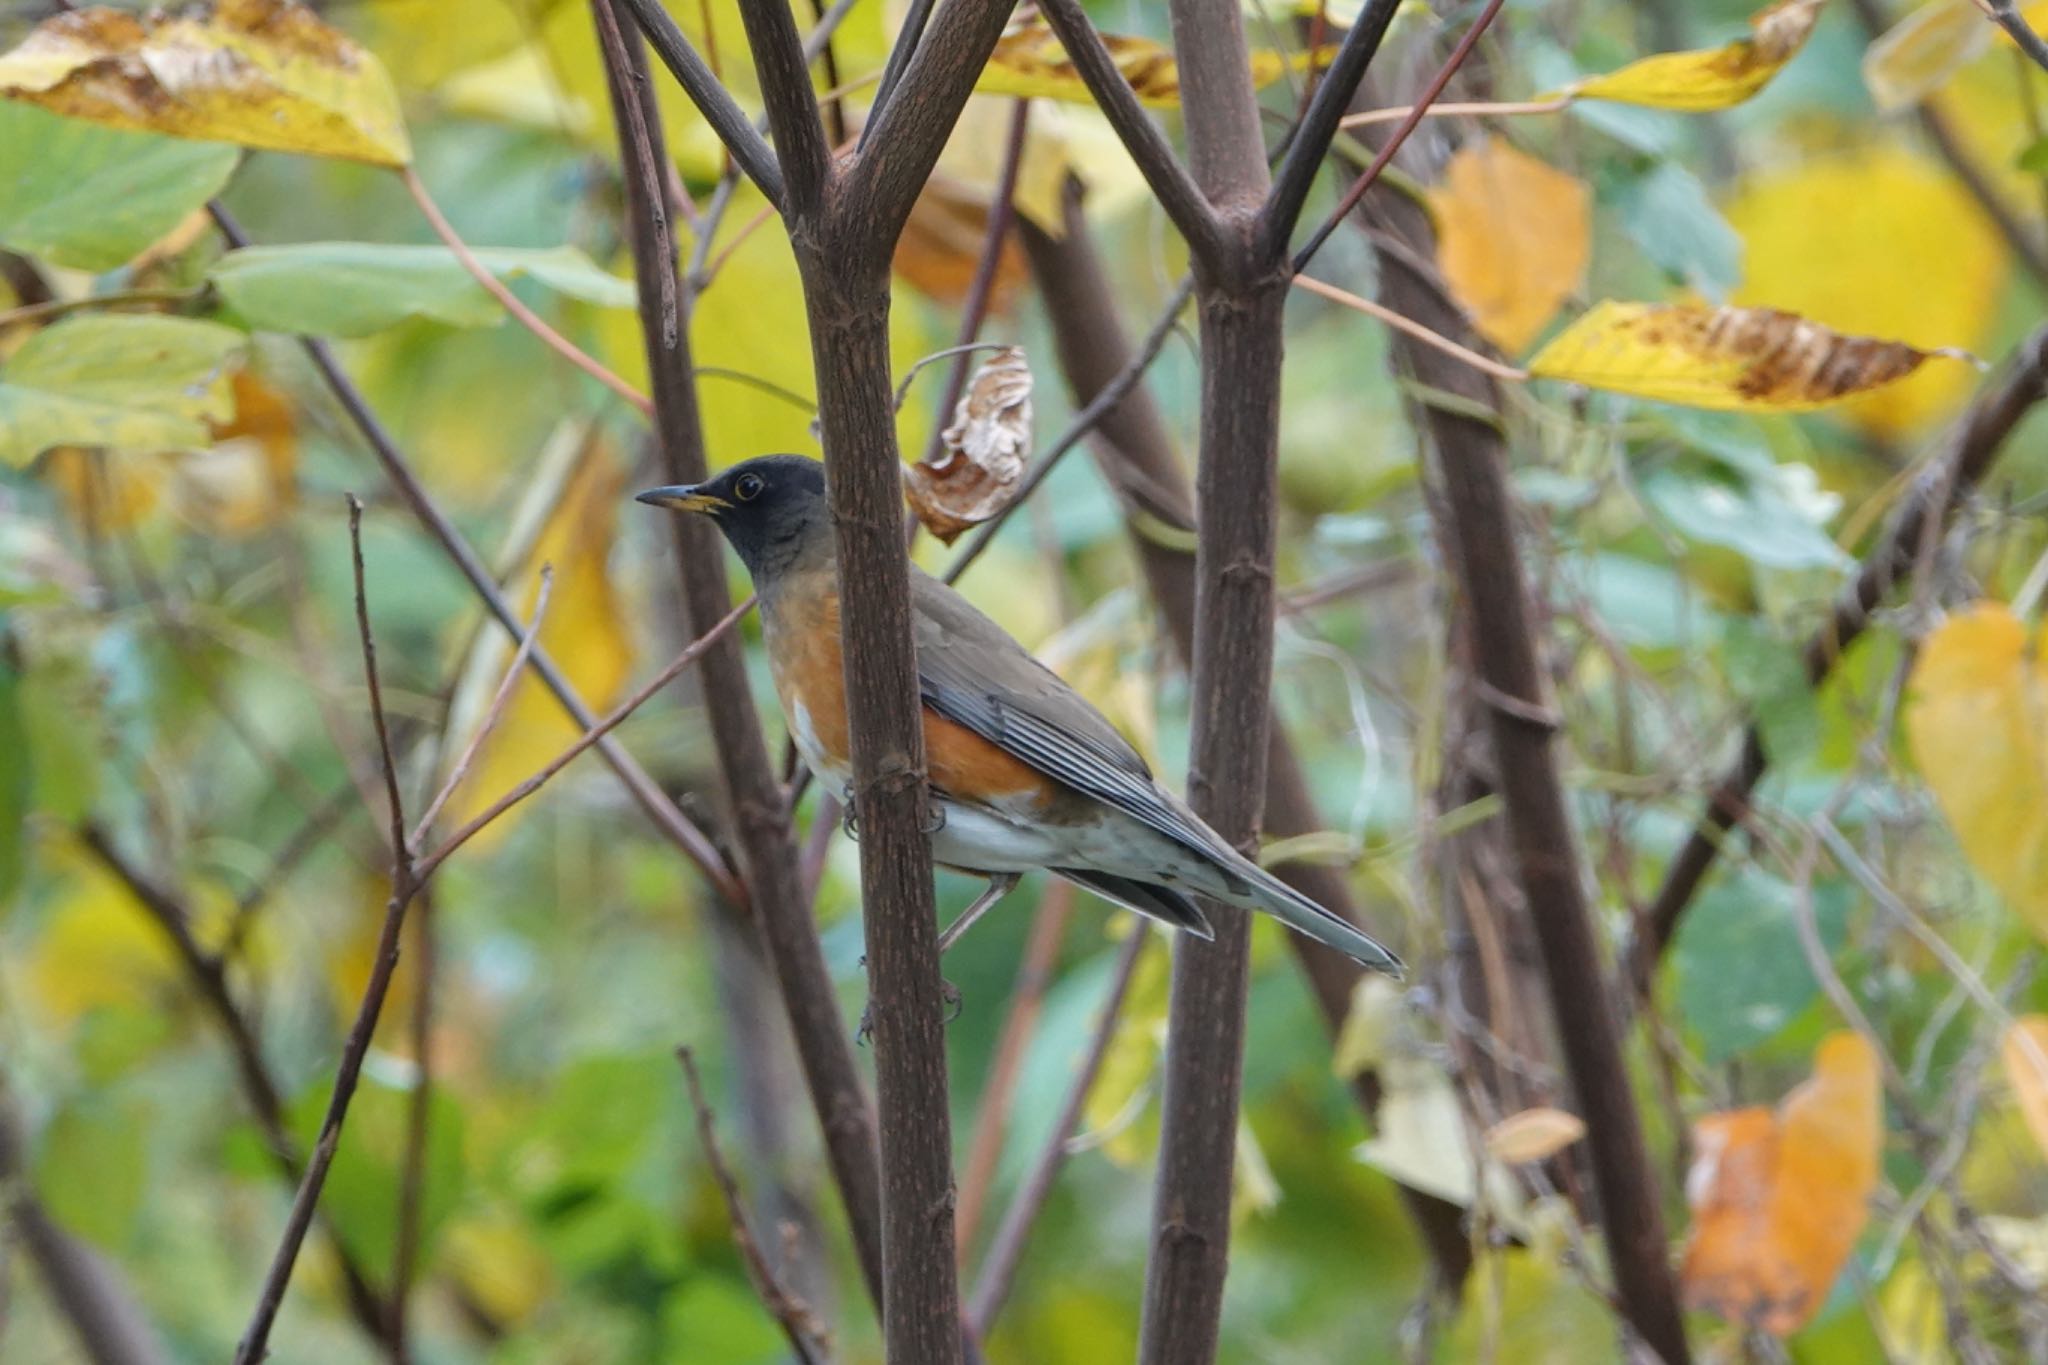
[635,454,829,585]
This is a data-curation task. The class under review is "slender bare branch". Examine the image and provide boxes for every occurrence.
[968,928,1149,1332]
[1990,0,2048,76]
[866,0,937,140]
[204,203,743,906]
[1031,0,1226,265]
[1259,0,1404,259]
[611,0,784,207]
[232,501,421,1365]
[678,1049,832,1365]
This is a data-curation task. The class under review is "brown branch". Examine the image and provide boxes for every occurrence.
[203,202,742,906]
[78,824,397,1354]
[1626,326,2048,999]
[728,0,831,214]
[610,0,783,207]
[391,885,437,1361]
[592,0,889,1315]
[1989,0,2048,78]
[967,927,1150,1332]
[1259,0,1404,258]
[231,498,421,1365]
[1032,0,1226,265]
[956,882,1076,1254]
[677,1049,832,1365]
[0,1077,171,1365]
[1343,111,1692,1364]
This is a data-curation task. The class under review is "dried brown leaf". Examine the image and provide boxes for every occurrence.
[904,346,1033,544]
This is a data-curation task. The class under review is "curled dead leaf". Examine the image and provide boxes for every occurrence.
[0,0,411,167]
[1528,301,1970,412]
[1680,1032,1881,1335]
[904,347,1033,544]
[1483,1107,1587,1165]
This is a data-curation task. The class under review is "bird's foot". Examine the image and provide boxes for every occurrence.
[840,785,859,840]
[853,978,964,1045]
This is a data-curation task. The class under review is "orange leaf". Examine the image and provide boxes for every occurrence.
[1681,1032,1882,1334]
[1429,137,1590,354]
[905,346,1033,544]
[2002,1016,2048,1161]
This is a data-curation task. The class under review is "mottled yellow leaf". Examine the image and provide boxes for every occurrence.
[1429,138,1590,354]
[1527,301,1958,412]
[2002,1016,2048,1161]
[975,14,1331,108]
[1724,145,2006,434]
[0,0,410,167]
[1906,603,2048,937]
[1484,1107,1587,1165]
[441,451,634,848]
[0,314,243,466]
[1568,0,1826,111]
[1681,1032,1881,1335]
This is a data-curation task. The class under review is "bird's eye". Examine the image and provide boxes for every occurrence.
[733,473,765,502]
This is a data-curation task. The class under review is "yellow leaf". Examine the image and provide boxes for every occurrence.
[905,346,1032,544]
[1429,138,1590,354]
[442,1210,555,1328]
[2001,1016,2048,1161]
[1724,145,2006,434]
[1568,0,1826,111]
[1484,1107,1588,1165]
[0,0,410,167]
[975,14,1330,108]
[25,836,181,1026]
[1527,301,1960,412]
[440,449,634,848]
[1680,1031,1882,1335]
[39,448,172,533]
[1905,603,2048,936]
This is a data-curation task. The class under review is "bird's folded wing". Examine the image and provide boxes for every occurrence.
[910,571,1241,876]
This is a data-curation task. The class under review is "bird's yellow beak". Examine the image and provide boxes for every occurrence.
[634,484,730,515]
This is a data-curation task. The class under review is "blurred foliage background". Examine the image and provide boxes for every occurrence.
[5,0,2048,1361]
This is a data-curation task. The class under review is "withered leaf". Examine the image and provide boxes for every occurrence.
[905,346,1033,544]
[1528,301,1966,412]
[0,0,411,167]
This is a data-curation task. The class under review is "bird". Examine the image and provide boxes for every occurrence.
[636,454,1402,976]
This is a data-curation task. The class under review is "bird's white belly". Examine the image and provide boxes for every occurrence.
[788,698,852,794]
[929,797,1071,872]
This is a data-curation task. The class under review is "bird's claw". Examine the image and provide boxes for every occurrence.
[923,802,946,835]
[840,785,859,840]
[852,979,964,1045]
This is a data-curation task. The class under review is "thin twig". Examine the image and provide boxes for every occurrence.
[0,285,203,331]
[678,1048,832,1365]
[391,884,437,1361]
[402,167,651,414]
[231,500,421,1365]
[1990,0,2048,75]
[968,928,1149,1333]
[1338,95,1573,128]
[1294,273,1528,382]
[1260,0,1405,260]
[1291,0,1509,275]
[613,0,785,206]
[408,566,556,847]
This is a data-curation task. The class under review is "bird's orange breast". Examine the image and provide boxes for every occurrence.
[763,569,1054,809]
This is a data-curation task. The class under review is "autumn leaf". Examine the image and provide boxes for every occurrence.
[1863,0,2048,111]
[1526,301,1965,412]
[180,368,299,535]
[0,315,243,466]
[1566,0,1826,111]
[1724,146,2007,435]
[975,14,1330,107]
[1484,1108,1588,1165]
[1680,1031,1882,1335]
[0,0,411,167]
[895,171,1032,311]
[1905,602,2048,938]
[905,346,1033,544]
[1429,138,1591,354]
[2002,1017,2048,1161]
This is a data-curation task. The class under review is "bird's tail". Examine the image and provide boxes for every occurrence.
[1214,852,1405,977]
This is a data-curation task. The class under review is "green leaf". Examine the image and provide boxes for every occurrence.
[1671,866,1847,1062]
[2020,135,2048,176]
[0,103,239,271]
[1723,620,1820,767]
[208,242,636,338]
[33,1097,149,1251]
[661,1278,786,1365]
[0,314,242,466]
[1615,161,1742,300]
[289,1078,465,1283]
[1641,464,1850,572]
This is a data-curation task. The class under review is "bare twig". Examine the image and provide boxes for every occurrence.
[1294,273,1528,383]
[678,1049,832,1365]
[968,928,1150,1332]
[612,0,784,206]
[391,884,437,1361]
[1990,0,2048,77]
[1260,0,1404,259]
[1339,95,1573,127]
[231,499,421,1365]
[956,882,1077,1253]
[402,167,651,414]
